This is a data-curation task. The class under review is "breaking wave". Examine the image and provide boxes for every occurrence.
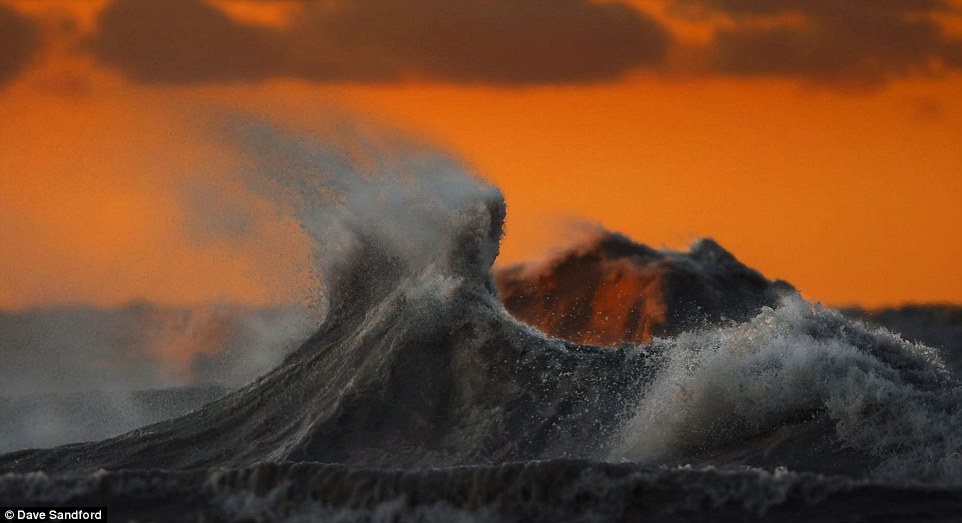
[613,296,962,482]
[2,115,961,520]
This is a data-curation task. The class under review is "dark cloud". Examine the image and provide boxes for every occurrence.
[91,0,286,83]
[690,0,947,16]
[90,0,670,85]
[0,3,41,86]
[683,0,962,85]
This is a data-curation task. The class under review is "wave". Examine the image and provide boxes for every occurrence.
[2,116,962,520]
[613,296,962,481]
[495,231,793,346]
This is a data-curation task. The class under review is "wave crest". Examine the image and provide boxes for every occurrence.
[614,295,962,482]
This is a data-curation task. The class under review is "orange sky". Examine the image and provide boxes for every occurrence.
[1,0,961,308]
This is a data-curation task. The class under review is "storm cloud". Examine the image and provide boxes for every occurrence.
[90,0,670,85]
[682,0,962,85]
[0,3,40,86]
[7,0,959,90]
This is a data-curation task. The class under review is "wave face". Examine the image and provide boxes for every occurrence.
[0,192,653,471]
[0,119,651,472]
[2,119,962,520]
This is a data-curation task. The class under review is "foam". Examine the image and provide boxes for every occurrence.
[613,295,962,483]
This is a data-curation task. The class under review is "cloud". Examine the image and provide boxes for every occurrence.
[0,3,41,86]
[90,0,670,85]
[681,0,962,86]
[91,0,286,83]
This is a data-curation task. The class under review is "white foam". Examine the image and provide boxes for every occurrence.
[612,295,962,483]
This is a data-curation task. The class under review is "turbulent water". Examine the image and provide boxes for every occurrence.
[2,121,962,522]
[495,231,793,346]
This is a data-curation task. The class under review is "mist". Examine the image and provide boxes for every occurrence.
[0,108,499,453]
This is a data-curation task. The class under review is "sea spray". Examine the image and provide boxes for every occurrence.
[613,295,962,483]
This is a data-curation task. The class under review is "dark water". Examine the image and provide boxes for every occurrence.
[2,124,961,521]
[5,461,962,522]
